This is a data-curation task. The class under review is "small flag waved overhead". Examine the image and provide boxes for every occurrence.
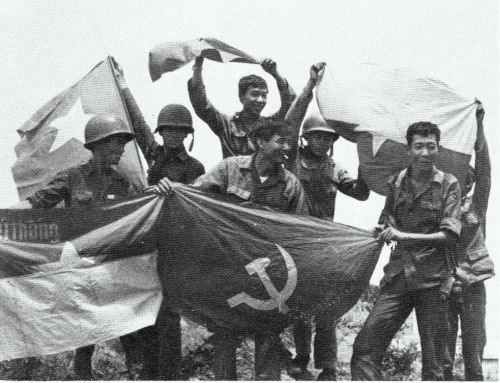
[316,61,478,195]
[12,57,147,200]
[149,37,259,81]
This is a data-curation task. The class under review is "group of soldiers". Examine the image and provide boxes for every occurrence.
[26,56,493,381]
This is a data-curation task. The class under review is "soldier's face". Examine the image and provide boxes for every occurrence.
[93,136,128,167]
[159,127,188,149]
[240,86,268,117]
[408,134,438,170]
[258,134,291,164]
[305,132,335,156]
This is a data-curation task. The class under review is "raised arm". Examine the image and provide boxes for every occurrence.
[188,56,229,136]
[471,100,490,229]
[285,62,326,164]
[260,58,297,120]
[337,166,370,201]
[113,60,158,165]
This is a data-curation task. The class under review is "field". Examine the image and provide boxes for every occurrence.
[0,286,478,380]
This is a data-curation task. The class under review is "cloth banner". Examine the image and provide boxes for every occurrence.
[0,195,164,360]
[148,37,259,81]
[316,61,478,195]
[0,187,382,360]
[12,57,147,201]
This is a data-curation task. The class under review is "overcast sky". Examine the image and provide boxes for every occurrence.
[1,0,498,357]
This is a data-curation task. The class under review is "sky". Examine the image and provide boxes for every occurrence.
[1,0,498,358]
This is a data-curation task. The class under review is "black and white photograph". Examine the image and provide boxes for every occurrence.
[0,0,498,380]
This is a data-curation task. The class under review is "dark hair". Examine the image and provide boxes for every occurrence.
[238,74,268,98]
[406,121,441,146]
[249,118,291,147]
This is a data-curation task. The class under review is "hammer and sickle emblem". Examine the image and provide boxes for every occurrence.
[227,244,297,314]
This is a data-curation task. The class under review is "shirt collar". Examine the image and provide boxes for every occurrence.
[239,154,287,182]
[396,165,444,187]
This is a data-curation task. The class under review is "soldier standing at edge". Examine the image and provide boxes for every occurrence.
[27,114,167,380]
[351,122,462,380]
[444,100,495,380]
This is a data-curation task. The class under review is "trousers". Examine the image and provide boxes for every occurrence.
[293,314,337,369]
[351,274,449,380]
[444,281,486,381]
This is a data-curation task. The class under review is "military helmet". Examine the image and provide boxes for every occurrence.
[155,104,194,133]
[84,114,135,149]
[301,114,339,141]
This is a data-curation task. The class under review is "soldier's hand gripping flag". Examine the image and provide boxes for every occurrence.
[316,61,478,195]
[12,57,147,200]
[0,186,382,360]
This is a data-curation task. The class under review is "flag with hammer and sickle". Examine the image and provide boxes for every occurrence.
[157,184,383,334]
[0,185,382,359]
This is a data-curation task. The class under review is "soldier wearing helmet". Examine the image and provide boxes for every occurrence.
[188,56,296,158]
[27,113,160,379]
[284,63,370,381]
[114,61,204,379]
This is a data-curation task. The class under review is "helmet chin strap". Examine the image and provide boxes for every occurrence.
[189,133,194,151]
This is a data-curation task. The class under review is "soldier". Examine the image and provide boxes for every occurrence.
[351,122,462,380]
[27,114,164,380]
[158,117,310,380]
[285,62,370,380]
[188,56,296,158]
[115,63,205,379]
[444,101,494,380]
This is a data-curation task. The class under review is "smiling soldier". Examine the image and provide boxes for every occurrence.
[188,56,295,158]
[351,122,462,381]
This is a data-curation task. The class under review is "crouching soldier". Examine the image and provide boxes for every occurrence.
[114,62,205,379]
[351,122,462,380]
[285,62,370,380]
[157,117,310,380]
[27,115,162,380]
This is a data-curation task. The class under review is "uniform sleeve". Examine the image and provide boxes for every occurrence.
[190,159,228,194]
[285,88,313,165]
[378,178,396,226]
[283,174,311,216]
[440,179,462,238]
[471,125,491,227]
[337,166,370,201]
[27,172,71,208]
[121,87,159,165]
[188,78,230,137]
[270,78,297,120]
[185,160,206,185]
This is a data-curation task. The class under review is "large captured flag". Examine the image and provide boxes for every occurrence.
[0,186,381,359]
[149,37,259,81]
[12,57,147,200]
[316,61,478,195]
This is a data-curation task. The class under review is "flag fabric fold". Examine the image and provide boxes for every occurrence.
[148,37,259,81]
[12,57,147,201]
[316,61,477,195]
[0,187,382,360]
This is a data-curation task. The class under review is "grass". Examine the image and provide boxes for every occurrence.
[0,285,476,380]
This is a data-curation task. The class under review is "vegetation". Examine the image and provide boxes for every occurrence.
[0,285,474,380]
